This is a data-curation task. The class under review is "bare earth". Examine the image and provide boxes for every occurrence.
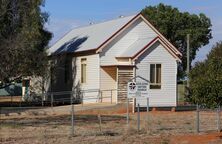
[1,104,222,144]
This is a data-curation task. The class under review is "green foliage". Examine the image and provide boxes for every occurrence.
[0,0,52,85]
[141,3,212,79]
[189,42,222,108]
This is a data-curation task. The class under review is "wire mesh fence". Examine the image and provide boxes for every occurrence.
[0,106,72,143]
[196,104,221,133]
[1,90,222,143]
[0,89,118,143]
[0,89,117,107]
[0,104,124,143]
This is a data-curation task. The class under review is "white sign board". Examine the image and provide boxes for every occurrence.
[127,82,148,98]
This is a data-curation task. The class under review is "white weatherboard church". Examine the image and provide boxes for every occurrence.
[48,13,182,107]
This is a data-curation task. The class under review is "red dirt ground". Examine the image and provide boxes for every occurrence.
[76,106,222,143]
[170,132,222,144]
[1,104,222,144]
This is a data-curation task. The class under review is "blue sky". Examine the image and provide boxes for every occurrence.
[42,0,221,63]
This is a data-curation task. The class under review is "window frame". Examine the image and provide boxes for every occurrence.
[81,58,87,84]
[149,63,162,89]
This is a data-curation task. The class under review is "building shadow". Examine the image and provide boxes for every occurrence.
[47,36,89,102]
[53,36,88,54]
[0,83,22,96]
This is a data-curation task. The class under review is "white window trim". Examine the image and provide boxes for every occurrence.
[81,58,87,84]
[150,63,162,89]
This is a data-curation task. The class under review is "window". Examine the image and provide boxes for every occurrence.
[150,64,161,89]
[81,58,87,83]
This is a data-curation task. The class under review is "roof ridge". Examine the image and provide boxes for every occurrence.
[49,14,137,49]
[69,14,137,32]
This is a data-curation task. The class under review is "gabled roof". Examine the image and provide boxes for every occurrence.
[48,13,182,61]
[116,36,181,62]
[48,15,136,55]
[96,14,182,57]
[132,36,181,62]
[139,15,182,57]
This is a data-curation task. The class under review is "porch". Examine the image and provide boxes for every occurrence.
[100,65,134,103]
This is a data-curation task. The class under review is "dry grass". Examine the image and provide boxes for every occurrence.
[1,107,222,144]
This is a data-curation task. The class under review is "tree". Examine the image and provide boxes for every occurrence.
[141,3,212,79]
[0,0,52,87]
[188,42,222,108]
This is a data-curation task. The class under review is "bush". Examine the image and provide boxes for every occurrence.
[188,42,222,108]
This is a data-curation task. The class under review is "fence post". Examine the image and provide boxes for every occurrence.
[70,92,74,136]
[98,114,102,132]
[137,103,140,132]
[50,93,53,108]
[196,103,200,133]
[111,90,112,104]
[11,95,13,106]
[217,105,221,132]
[146,98,149,128]
[97,90,99,103]
[101,91,103,103]
[81,91,84,107]
[42,93,44,107]
[19,97,22,107]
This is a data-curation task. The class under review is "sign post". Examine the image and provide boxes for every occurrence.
[127,76,149,132]
[126,98,129,125]
[126,81,137,126]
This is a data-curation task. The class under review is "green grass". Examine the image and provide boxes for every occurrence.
[178,84,185,102]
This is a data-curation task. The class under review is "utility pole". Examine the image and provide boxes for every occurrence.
[187,34,190,88]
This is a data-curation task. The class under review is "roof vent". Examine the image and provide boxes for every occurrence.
[119,15,124,18]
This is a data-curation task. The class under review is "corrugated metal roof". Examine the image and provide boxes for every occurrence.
[117,37,155,57]
[48,15,136,55]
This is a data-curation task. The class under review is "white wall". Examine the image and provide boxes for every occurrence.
[100,18,157,65]
[135,42,177,107]
[100,67,117,103]
[74,54,100,103]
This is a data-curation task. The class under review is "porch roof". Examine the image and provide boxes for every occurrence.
[116,37,154,58]
[116,36,181,62]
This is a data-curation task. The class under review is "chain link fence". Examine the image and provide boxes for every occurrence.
[1,89,222,143]
[196,104,221,133]
[0,89,118,143]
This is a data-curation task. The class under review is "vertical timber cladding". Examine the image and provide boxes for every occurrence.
[117,66,134,102]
